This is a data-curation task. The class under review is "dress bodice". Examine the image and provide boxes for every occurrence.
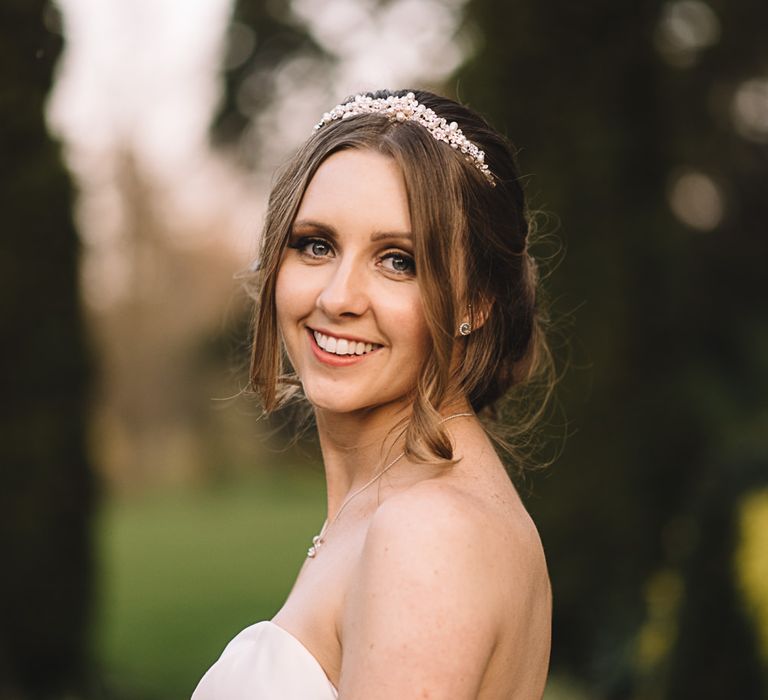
[192,621,338,699]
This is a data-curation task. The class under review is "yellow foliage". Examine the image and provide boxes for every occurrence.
[635,568,684,671]
[736,488,768,663]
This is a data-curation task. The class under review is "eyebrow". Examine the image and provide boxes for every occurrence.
[292,219,412,242]
[292,219,335,236]
[370,230,413,242]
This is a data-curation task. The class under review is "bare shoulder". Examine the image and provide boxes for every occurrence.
[362,480,501,609]
[337,474,551,699]
[369,475,550,607]
[371,478,492,552]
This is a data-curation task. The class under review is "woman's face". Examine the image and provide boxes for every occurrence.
[275,148,431,416]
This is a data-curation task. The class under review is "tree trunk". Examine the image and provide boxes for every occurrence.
[0,1,95,696]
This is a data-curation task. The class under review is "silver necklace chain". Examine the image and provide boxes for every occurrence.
[307,412,473,558]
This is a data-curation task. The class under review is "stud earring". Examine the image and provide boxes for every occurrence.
[459,322,471,336]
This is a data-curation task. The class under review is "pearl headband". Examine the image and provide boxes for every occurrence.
[314,92,495,187]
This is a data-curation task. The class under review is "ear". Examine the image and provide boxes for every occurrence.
[457,296,492,336]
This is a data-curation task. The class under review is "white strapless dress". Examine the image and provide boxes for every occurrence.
[192,621,338,699]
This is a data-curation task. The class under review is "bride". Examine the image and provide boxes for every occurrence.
[193,89,553,699]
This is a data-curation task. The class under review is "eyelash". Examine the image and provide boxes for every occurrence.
[287,236,416,276]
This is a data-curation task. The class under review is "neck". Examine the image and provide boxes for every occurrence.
[314,398,472,520]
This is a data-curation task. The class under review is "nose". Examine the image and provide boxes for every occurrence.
[316,256,369,318]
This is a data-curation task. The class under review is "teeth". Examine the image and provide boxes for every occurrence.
[313,331,379,356]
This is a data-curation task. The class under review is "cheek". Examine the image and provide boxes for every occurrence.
[274,263,308,369]
[387,290,431,355]
[275,259,313,330]
[274,266,291,329]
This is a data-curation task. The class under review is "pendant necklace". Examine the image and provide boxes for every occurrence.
[307,412,473,558]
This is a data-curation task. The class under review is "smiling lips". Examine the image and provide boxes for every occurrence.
[309,328,382,364]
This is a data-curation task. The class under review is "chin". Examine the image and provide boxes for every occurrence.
[303,384,411,417]
[304,393,377,415]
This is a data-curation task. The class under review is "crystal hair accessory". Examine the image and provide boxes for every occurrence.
[314,92,495,187]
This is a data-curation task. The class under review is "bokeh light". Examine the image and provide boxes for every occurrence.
[731,77,768,143]
[654,0,720,68]
[667,168,724,231]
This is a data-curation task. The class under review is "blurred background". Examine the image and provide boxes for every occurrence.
[2,0,767,698]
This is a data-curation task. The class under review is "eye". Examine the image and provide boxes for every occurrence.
[288,236,334,259]
[308,239,332,257]
[380,251,416,276]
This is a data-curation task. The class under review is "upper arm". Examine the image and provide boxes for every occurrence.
[337,487,501,700]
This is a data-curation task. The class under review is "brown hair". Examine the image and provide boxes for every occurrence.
[247,89,555,469]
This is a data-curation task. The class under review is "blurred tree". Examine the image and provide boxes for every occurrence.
[458,0,768,697]
[0,1,95,697]
[664,457,765,698]
[211,0,326,162]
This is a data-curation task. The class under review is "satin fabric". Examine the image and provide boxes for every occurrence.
[192,621,338,699]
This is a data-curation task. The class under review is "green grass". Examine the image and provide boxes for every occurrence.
[94,468,327,699]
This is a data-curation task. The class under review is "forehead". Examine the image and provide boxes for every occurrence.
[296,148,411,234]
